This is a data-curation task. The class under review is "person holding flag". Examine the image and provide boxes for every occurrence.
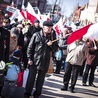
[24,20,58,98]
[61,38,88,93]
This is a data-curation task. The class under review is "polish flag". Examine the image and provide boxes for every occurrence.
[9,1,15,16]
[26,2,37,24]
[67,24,92,44]
[53,17,64,36]
[10,9,24,24]
[20,4,27,19]
[83,22,98,40]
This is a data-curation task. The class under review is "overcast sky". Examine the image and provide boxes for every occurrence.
[47,0,89,17]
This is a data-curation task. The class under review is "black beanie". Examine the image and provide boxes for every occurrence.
[34,19,40,23]
[13,49,22,58]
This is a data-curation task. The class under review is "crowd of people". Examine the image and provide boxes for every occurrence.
[0,9,98,98]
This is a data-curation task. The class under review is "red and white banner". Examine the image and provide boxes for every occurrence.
[26,2,38,24]
[67,24,92,44]
[83,22,98,40]
[10,9,24,24]
[53,17,65,36]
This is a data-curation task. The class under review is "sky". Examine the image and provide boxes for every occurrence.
[47,0,89,17]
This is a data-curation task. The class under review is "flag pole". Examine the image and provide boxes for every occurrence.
[51,34,70,43]
[52,0,57,14]
[22,0,28,7]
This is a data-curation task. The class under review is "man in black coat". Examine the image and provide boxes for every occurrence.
[28,19,42,37]
[24,20,58,98]
[23,20,42,69]
[0,10,10,96]
[0,11,10,63]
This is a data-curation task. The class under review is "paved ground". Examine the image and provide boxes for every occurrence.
[41,70,98,98]
[1,68,98,98]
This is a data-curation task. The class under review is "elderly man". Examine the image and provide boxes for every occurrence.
[61,39,88,93]
[24,20,58,98]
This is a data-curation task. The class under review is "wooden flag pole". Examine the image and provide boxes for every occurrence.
[51,34,70,43]
[51,37,63,43]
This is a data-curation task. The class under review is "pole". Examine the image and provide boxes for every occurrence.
[52,0,57,14]
[22,0,28,7]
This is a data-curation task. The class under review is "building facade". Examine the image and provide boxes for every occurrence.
[80,0,98,23]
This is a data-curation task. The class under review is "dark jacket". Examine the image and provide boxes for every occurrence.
[0,27,10,63]
[27,30,58,71]
[23,25,42,50]
[28,25,42,37]
[9,56,21,67]
[23,30,32,50]
[17,31,24,48]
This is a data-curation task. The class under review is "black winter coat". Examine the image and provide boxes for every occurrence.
[0,27,10,63]
[28,25,42,37]
[27,30,58,71]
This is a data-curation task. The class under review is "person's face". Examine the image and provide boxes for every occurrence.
[26,24,31,29]
[17,27,22,31]
[63,28,68,36]
[34,22,40,27]
[0,14,4,27]
[43,26,52,34]
[3,19,10,27]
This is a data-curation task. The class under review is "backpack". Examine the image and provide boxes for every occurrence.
[5,64,20,81]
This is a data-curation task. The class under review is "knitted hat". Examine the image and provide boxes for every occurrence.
[13,49,22,58]
[10,27,19,37]
[43,20,53,26]
[34,19,40,23]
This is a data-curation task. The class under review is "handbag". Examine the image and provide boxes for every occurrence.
[22,68,29,88]
[55,49,62,61]
[17,70,24,87]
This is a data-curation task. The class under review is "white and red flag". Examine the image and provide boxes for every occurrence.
[83,22,98,40]
[53,17,65,36]
[20,4,27,19]
[26,2,38,24]
[10,9,24,24]
[67,24,92,44]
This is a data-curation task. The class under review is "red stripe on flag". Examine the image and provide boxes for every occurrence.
[20,10,26,19]
[67,24,92,44]
[54,25,61,35]
[26,11,37,24]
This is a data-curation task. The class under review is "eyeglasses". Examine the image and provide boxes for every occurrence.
[3,21,9,24]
